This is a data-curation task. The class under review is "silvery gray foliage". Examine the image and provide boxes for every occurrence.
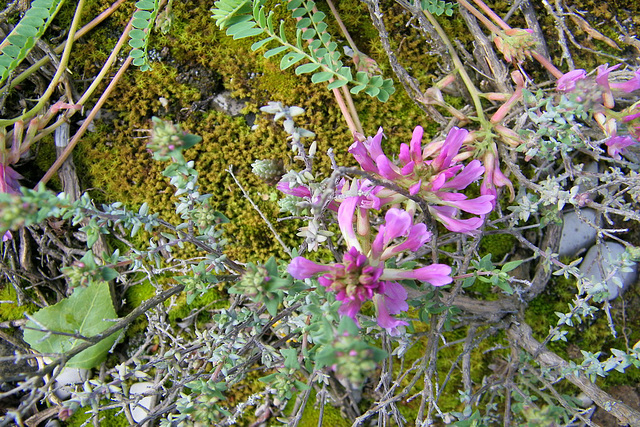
[259,101,316,156]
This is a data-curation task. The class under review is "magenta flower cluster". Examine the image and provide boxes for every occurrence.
[349,126,494,233]
[557,64,640,159]
[288,207,451,335]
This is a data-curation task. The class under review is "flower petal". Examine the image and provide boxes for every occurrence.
[288,257,330,279]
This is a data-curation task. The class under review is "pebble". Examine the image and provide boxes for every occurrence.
[53,367,89,399]
[558,208,598,257]
[129,381,155,423]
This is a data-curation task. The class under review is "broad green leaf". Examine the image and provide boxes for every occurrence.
[311,71,333,83]
[291,7,306,18]
[280,52,305,69]
[287,0,303,9]
[295,62,320,75]
[129,49,145,58]
[128,38,146,49]
[302,28,315,40]
[364,86,380,97]
[296,17,311,29]
[129,29,147,39]
[350,84,366,94]
[501,259,524,273]
[327,79,348,90]
[279,20,288,42]
[135,0,155,10]
[377,89,390,102]
[251,37,273,51]
[132,18,150,29]
[311,11,326,23]
[23,281,121,369]
[133,10,152,20]
[316,22,328,34]
[232,28,263,39]
[27,7,51,19]
[264,45,288,58]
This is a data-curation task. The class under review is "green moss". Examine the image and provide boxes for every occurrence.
[285,388,352,427]
[479,233,516,260]
[64,403,129,427]
[0,284,37,322]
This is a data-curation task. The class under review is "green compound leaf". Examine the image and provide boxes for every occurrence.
[211,0,395,101]
[0,0,65,87]
[23,281,121,369]
[128,0,161,71]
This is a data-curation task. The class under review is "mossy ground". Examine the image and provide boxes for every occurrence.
[7,0,637,424]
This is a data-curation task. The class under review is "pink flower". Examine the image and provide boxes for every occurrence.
[610,69,640,93]
[373,282,408,336]
[348,126,494,232]
[605,135,636,160]
[288,205,451,334]
[480,150,514,206]
[556,69,587,92]
[277,181,311,198]
[371,208,431,260]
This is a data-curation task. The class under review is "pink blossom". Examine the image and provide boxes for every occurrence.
[371,208,431,260]
[605,135,636,160]
[288,205,450,334]
[381,264,452,287]
[610,69,640,93]
[430,206,484,234]
[373,283,409,336]
[348,126,494,232]
[288,257,332,279]
[556,69,586,92]
[277,181,311,198]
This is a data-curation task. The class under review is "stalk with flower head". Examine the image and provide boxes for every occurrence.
[289,205,451,335]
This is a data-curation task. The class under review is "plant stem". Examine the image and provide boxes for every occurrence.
[24,16,135,148]
[227,165,292,258]
[422,9,487,125]
[0,0,86,127]
[37,55,133,187]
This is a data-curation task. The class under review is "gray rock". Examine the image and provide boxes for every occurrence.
[129,381,155,423]
[53,367,89,399]
[578,242,638,300]
[212,90,246,116]
[559,208,598,257]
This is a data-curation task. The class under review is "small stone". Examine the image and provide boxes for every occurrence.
[54,367,89,399]
[578,242,638,300]
[129,381,155,423]
[212,90,246,116]
[558,208,598,257]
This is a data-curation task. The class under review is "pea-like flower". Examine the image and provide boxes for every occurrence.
[288,207,452,335]
[349,126,494,233]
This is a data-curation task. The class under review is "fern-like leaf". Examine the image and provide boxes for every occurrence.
[0,0,65,87]
[211,0,395,102]
[128,0,162,71]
